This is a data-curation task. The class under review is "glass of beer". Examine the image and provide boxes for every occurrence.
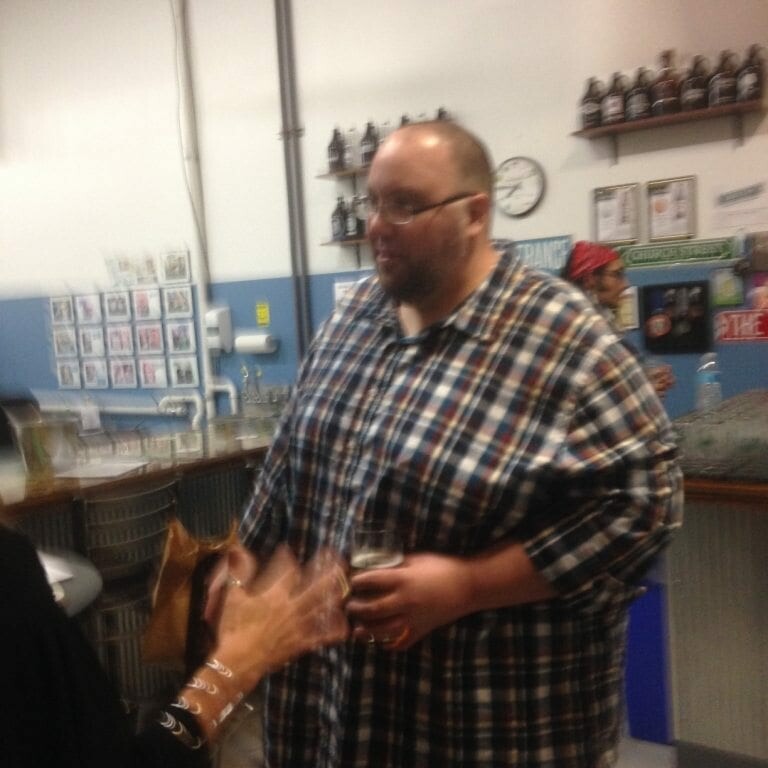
[350,523,403,571]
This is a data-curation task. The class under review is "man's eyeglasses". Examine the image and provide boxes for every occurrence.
[601,267,627,280]
[359,192,475,225]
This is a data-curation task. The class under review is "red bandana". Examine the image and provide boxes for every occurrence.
[568,241,620,280]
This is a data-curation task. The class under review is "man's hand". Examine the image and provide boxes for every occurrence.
[346,553,470,650]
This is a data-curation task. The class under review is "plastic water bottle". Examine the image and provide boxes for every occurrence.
[695,352,722,412]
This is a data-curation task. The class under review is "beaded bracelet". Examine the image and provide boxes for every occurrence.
[157,709,204,751]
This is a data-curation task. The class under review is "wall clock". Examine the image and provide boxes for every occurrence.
[494,156,546,217]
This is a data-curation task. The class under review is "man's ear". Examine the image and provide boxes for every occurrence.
[466,192,491,232]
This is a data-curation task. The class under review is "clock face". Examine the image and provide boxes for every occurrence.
[494,156,546,217]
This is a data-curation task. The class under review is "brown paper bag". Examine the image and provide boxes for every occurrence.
[142,517,238,672]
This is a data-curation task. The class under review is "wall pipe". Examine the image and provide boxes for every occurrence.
[170,0,239,422]
[274,0,313,358]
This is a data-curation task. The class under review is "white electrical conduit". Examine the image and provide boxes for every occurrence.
[169,0,237,421]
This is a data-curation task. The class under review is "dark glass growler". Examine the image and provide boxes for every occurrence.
[601,73,627,125]
[651,50,680,116]
[625,68,652,121]
[708,50,738,107]
[328,128,345,173]
[680,55,709,111]
[737,44,764,101]
[360,121,379,166]
[331,196,347,241]
[580,77,604,128]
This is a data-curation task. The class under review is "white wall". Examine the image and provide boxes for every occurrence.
[1,0,766,296]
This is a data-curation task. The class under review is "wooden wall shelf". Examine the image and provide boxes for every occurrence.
[572,99,765,163]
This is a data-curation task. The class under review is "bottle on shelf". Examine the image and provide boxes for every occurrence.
[695,352,723,413]
[436,106,452,120]
[400,114,411,127]
[327,127,345,173]
[601,73,628,125]
[343,126,360,170]
[345,195,361,240]
[680,55,710,111]
[708,50,739,107]
[737,44,764,101]
[650,49,680,116]
[580,77,604,129]
[360,121,379,166]
[625,68,652,121]
[331,196,347,241]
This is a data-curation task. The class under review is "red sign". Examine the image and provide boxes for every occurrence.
[715,309,768,342]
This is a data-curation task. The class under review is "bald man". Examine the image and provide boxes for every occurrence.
[238,121,682,767]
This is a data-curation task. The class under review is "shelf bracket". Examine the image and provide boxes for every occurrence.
[610,134,619,165]
[733,112,744,146]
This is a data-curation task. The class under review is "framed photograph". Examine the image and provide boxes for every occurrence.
[109,359,137,389]
[53,326,78,358]
[711,267,745,307]
[56,361,81,389]
[78,326,105,357]
[593,183,640,246]
[616,285,640,331]
[139,357,169,388]
[166,319,196,354]
[160,250,191,283]
[75,294,103,325]
[104,290,131,322]
[647,176,696,242]
[641,281,710,354]
[132,287,162,321]
[136,322,165,355]
[81,359,109,389]
[50,296,74,325]
[169,355,199,388]
[135,254,159,285]
[162,285,194,318]
[106,324,135,356]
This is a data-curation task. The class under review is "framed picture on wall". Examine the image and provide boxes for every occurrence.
[109,359,137,389]
[647,176,696,242]
[160,250,191,284]
[78,326,105,357]
[616,286,640,331]
[139,357,168,388]
[53,326,78,358]
[50,297,74,325]
[104,290,131,322]
[75,294,103,325]
[82,359,109,389]
[56,361,81,389]
[169,356,199,388]
[166,319,196,354]
[132,288,162,321]
[136,322,164,355]
[641,281,710,354]
[593,183,640,245]
[106,324,134,356]
[162,285,193,318]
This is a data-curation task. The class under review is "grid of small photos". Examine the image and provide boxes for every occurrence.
[49,251,200,390]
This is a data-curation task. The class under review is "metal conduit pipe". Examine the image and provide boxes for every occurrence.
[171,0,240,422]
[274,0,313,358]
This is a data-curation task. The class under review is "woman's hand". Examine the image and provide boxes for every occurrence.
[213,546,350,691]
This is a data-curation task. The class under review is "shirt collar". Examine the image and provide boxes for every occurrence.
[354,246,521,343]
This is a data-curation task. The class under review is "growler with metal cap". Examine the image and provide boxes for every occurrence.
[737,44,763,101]
[651,50,680,116]
[580,77,604,129]
[708,50,738,107]
[680,55,710,111]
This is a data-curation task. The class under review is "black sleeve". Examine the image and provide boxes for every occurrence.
[0,525,210,768]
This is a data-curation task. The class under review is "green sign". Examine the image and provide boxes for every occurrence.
[619,238,735,268]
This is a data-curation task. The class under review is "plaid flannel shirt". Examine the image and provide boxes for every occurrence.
[240,248,683,767]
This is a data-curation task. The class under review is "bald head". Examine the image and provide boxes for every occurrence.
[385,121,494,198]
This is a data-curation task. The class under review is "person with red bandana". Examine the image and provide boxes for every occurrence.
[562,240,676,398]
